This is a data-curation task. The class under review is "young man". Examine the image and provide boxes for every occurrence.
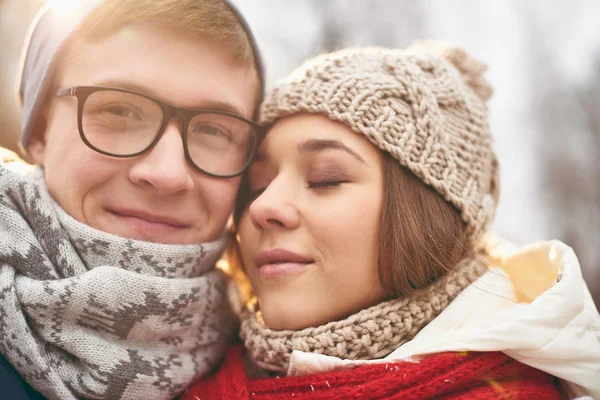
[0,0,264,398]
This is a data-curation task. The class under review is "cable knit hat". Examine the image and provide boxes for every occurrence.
[259,41,499,244]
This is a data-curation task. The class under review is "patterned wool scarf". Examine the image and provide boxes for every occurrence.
[0,164,236,400]
[240,254,488,373]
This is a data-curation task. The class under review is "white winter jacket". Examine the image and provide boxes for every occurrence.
[287,240,600,399]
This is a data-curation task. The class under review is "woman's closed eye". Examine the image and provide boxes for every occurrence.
[307,180,348,189]
[307,164,350,190]
[247,179,346,202]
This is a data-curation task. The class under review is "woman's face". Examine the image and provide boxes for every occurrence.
[237,114,388,330]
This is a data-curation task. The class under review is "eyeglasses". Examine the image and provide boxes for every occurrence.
[55,86,260,178]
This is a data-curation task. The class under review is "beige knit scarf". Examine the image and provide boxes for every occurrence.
[0,164,236,400]
[240,254,488,373]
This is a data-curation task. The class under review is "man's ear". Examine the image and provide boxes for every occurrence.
[28,137,47,166]
[27,111,50,165]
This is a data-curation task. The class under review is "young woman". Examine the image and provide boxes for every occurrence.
[0,0,263,399]
[183,42,600,399]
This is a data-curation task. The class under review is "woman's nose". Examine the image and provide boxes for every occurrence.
[248,176,300,230]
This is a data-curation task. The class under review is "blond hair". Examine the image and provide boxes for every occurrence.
[75,0,256,66]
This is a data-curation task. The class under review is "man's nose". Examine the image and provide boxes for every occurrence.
[128,119,194,195]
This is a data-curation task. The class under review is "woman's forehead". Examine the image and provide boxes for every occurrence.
[255,114,379,163]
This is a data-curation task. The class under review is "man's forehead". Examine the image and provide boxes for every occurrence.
[56,26,260,118]
[90,78,253,117]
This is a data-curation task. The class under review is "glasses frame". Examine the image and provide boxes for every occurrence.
[55,85,260,178]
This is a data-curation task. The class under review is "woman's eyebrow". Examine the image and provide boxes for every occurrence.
[297,138,366,163]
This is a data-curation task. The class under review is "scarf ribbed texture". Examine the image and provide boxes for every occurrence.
[240,254,488,373]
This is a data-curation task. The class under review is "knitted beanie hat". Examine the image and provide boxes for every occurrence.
[259,41,499,244]
[15,0,265,150]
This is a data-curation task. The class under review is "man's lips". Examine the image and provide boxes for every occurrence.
[105,209,193,241]
[108,208,190,228]
[254,248,314,278]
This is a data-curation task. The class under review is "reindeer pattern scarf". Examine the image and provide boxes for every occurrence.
[0,164,235,400]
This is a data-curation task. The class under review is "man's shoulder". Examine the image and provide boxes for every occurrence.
[0,352,45,400]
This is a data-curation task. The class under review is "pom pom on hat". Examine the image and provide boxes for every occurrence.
[406,40,493,102]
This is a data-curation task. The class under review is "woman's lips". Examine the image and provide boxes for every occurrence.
[254,248,314,278]
[258,262,313,277]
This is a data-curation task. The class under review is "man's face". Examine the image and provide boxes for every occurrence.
[29,25,259,244]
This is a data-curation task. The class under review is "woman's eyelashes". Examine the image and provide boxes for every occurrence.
[307,179,347,189]
[307,164,350,190]
[246,177,346,201]
[244,161,351,204]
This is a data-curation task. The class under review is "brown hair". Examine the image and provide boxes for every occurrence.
[378,153,471,297]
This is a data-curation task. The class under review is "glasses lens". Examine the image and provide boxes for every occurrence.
[187,113,257,176]
[82,90,163,155]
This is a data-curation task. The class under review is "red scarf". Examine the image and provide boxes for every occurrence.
[181,345,563,399]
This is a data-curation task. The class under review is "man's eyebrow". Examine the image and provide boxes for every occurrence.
[93,79,246,117]
[298,138,366,163]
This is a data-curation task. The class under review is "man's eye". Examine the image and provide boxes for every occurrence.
[191,124,231,139]
[102,105,138,118]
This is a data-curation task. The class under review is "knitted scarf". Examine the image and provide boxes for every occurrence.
[0,164,236,400]
[240,254,488,373]
[182,345,563,400]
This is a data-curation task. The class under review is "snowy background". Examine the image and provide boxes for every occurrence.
[1,0,599,303]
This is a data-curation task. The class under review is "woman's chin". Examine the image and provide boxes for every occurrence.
[258,290,388,331]
[259,300,323,331]
[259,298,337,331]
[262,313,317,331]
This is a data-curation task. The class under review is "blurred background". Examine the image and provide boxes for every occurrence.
[1,0,599,304]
